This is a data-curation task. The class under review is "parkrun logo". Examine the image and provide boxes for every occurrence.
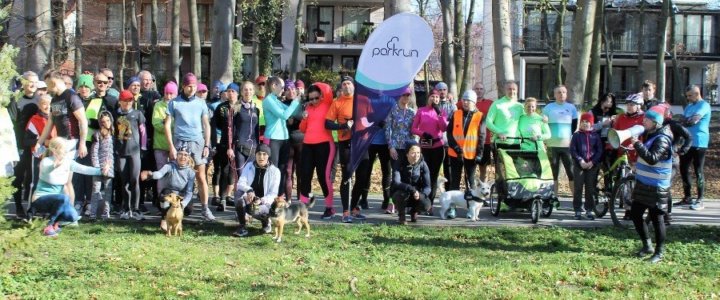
[371,37,419,58]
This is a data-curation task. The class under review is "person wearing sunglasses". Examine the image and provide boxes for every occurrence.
[100,68,120,99]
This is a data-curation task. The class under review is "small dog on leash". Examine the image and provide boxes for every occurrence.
[269,196,316,243]
[164,193,184,237]
[437,177,490,221]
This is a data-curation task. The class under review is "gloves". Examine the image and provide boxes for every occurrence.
[432,103,441,115]
[422,132,433,140]
[453,146,463,157]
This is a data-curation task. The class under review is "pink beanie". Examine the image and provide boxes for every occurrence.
[164,81,178,95]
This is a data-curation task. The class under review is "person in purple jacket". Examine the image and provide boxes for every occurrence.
[569,112,603,220]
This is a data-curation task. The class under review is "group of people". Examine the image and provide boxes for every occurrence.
[1,68,711,262]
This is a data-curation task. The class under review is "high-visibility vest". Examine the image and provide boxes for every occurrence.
[635,134,673,188]
[85,98,105,142]
[448,109,483,159]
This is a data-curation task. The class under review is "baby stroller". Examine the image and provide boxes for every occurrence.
[489,138,557,223]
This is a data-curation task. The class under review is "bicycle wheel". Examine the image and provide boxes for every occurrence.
[489,183,501,217]
[610,176,634,228]
[593,185,610,218]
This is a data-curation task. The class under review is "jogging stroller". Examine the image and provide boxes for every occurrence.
[489,138,557,223]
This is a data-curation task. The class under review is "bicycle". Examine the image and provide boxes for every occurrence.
[592,145,635,227]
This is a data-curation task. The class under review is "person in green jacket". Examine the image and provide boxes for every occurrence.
[485,81,524,148]
[518,97,551,151]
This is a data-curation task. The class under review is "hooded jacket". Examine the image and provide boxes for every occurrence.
[236,161,280,206]
[392,156,431,197]
[631,125,673,207]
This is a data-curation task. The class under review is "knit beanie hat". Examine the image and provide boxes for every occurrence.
[126,76,140,87]
[182,73,198,86]
[645,109,664,125]
[226,82,240,93]
[164,81,178,95]
[580,112,595,126]
[76,74,94,89]
[119,90,134,102]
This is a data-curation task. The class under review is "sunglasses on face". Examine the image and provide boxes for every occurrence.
[95,81,108,85]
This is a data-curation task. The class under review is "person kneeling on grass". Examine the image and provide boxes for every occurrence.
[629,109,673,263]
[391,144,432,225]
[27,137,112,236]
[569,112,603,220]
[232,144,280,237]
[140,146,196,231]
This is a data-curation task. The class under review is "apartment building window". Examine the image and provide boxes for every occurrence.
[664,67,690,104]
[141,3,169,41]
[522,7,573,51]
[675,14,718,54]
[197,4,212,43]
[241,22,283,46]
[609,66,639,100]
[107,4,124,39]
[241,54,282,79]
[341,7,370,43]
[307,6,333,43]
[341,56,359,70]
[306,55,333,69]
[525,64,565,102]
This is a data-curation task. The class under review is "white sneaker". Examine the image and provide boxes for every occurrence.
[202,208,216,221]
[133,211,145,221]
[120,211,130,220]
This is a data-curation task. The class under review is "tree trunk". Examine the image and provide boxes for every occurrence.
[252,38,260,78]
[637,1,645,84]
[656,0,671,102]
[130,0,140,74]
[553,1,566,89]
[460,0,475,93]
[602,0,613,94]
[24,0,53,74]
[669,0,683,105]
[74,0,83,76]
[120,0,127,89]
[51,0,67,70]
[491,0,515,92]
[290,0,304,79]
[150,0,159,75]
[171,0,180,81]
[211,0,235,84]
[440,0,457,97]
[453,0,464,91]
[585,0,603,105]
[566,0,596,106]
[188,0,201,77]
[417,0,430,96]
[384,0,411,19]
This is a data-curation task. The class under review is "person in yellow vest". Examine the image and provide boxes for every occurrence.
[446,90,486,201]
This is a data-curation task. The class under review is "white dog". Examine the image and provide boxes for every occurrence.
[437,177,491,221]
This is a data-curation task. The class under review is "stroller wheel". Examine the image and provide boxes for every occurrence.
[531,199,541,224]
[489,184,501,217]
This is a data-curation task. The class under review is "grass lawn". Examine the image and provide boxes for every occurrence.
[1,221,719,299]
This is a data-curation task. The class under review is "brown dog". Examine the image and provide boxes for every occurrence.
[164,193,184,237]
[269,196,315,243]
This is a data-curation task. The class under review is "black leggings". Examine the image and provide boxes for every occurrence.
[298,142,335,207]
[392,190,431,223]
[359,144,392,206]
[233,144,255,178]
[269,139,291,197]
[630,201,666,249]
[117,153,141,212]
[213,146,234,194]
[72,144,94,208]
[338,140,367,212]
[548,147,574,182]
[422,147,445,203]
[680,147,706,200]
[285,141,303,200]
[448,157,477,191]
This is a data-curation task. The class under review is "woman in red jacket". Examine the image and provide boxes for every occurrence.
[297,82,336,220]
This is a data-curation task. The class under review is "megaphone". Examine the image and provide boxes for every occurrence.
[607,125,644,149]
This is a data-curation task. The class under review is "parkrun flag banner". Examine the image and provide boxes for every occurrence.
[348,13,433,174]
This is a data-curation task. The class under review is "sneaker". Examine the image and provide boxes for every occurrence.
[43,226,58,237]
[233,226,249,237]
[673,196,693,206]
[574,212,582,220]
[690,200,704,210]
[466,211,473,219]
[321,207,336,220]
[341,211,353,223]
[262,223,272,234]
[384,204,396,214]
[120,211,130,220]
[211,196,221,206]
[202,208,216,221]
[447,208,456,219]
[352,209,367,221]
[586,212,595,220]
[132,211,145,221]
[217,199,226,212]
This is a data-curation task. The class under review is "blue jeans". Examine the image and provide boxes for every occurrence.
[28,194,80,225]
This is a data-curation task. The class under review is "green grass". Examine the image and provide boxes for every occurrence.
[1,221,719,299]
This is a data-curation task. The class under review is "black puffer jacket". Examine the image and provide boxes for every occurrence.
[631,125,673,207]
[392,157,432,197]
